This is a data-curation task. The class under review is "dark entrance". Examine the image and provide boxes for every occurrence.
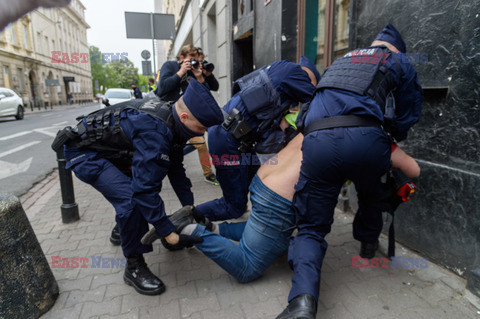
[28,70,38,110]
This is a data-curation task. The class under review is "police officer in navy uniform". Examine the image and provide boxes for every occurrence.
[275,24,423,319]
[192,57,321,223]
[58,79,224,295]
[131,83,143,99]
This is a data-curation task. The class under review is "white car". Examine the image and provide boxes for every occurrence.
[101,89,134,108]
[0,88,24,120]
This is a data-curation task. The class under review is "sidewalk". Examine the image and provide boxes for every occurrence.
[24,101,99,115]
[21,152,480,319]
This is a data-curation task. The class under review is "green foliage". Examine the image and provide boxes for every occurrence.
[89,45,142,94]
[137,74,150,92]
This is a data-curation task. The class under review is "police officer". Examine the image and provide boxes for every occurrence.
[131,83,142,99]
[56,79,224,295]
[148,78,156,92]
[193,57,321,222]
[276,24,423,318]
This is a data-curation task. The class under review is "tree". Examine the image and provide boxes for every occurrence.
[89,45,107,94]
[106,59,139,89]
[89,45,141,94]
[137,74,150,92]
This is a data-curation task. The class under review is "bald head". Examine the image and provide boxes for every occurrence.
[301,66,318,87]
[175,97,207,134]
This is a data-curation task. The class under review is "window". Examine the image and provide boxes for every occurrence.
[10,24,16,45]
[333,0,350,60]
[17,68,24,91]
[23,24,29,50]
[42,73,47,93]
[37,32,42,52]
[52,39,55,51]
[3,66,10,89]
[45,36,49,55]
[302,0,350,71]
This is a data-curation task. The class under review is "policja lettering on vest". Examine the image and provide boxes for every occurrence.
[52,78,224,296]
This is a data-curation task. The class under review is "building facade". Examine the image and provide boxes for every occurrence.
[157,0,232,106]
[0,0,92,109]
[158,0,480,297]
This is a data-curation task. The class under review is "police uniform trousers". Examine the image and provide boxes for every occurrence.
[64,146,153,257]
[288,126,391,302]
[194,125,260,221]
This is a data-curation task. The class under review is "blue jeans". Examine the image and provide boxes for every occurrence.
[195,125,260,221]
[192,174,296,282]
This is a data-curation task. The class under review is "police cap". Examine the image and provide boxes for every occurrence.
[374,23,406,53]
[182,78,223,127]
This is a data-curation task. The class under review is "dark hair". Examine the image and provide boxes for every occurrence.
[148,78,154,84]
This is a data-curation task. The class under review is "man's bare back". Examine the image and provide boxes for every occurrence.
[257,134,303,202]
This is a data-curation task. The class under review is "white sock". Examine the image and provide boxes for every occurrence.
[211,223,219,234]
[181,224,198,236]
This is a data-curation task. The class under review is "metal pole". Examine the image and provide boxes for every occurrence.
[151,12,156,76]
[56,148,79,223]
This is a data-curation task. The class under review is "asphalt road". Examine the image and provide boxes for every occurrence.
[0,103,100,197]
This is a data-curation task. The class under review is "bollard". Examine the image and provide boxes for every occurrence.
[0,194,59,318]
[56,148,79,223]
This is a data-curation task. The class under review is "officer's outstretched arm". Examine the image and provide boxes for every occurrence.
[130,125,177,237]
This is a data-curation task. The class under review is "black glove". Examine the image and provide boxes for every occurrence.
[191,207,214,231]
[161,234,203,251]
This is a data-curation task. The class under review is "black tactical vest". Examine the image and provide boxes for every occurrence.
[71,98,177,173]
[317,46,401,112]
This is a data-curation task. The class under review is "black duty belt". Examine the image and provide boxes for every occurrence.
[303,115,382,136]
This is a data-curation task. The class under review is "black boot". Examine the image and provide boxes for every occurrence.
[109,224,121,246]
[124,255,166,295]
[360,240,379,259]
[276,294,317,319]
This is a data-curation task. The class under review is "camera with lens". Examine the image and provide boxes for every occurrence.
[201,60,215,73]
[189,58,200,69]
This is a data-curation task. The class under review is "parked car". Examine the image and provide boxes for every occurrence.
[101,88,134,108]
[0,88,24,120]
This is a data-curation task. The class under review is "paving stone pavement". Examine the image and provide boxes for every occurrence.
[20,151,480,319]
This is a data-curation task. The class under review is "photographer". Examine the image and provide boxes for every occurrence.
[157,44,219,185]
[197,48,219,91]
[157,44,208,101]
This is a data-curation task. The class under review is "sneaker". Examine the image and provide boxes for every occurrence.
[124,255,166,295]
[141,206,195,246]
[110,224,121,246]
[204,173,219,186]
